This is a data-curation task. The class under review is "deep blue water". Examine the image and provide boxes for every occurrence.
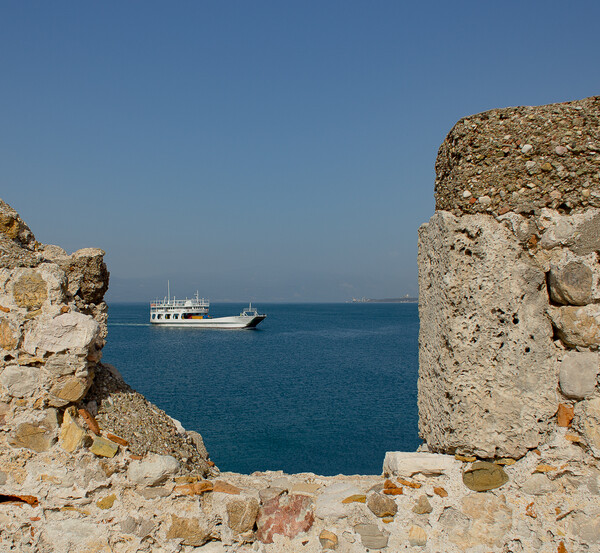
[102,302,420,476]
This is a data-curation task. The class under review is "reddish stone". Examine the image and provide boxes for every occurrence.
[173,481,213,496]
[433,486,448,498]
[469,197,477,205]
[497,206,511,215]
[557,404,574,427]
[0,495,39,507]
[397,477,421,489]
[558,541,568,553]
[383,479,404,495]
[256,493,314,544]
[106,432,128,446]
[212,480,241,495]
[78,408,100,435]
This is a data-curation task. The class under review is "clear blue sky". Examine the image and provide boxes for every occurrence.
[1,1,598,302]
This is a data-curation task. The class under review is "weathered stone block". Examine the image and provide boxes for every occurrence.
[573,397,600,458]
[408,525,427,547]
[127,454,179,486]
[227,497,259,533]
[367,492,397,518]
[418,211,557,458]
[90,436,119,458]
[23,312,100,355]
[165,514,211,547]
[549,304,600,348]
[256,493,314,544]
[0,199,35,245]
[58,408,88,452]
[0,318,18,349]
[49,375,92,406]
[383,451,460,477]
[0,365,39,397]
[314,482,362,519]
[60,248,109,304]
[559,352,598,399]
[412,494,432,514]
[548,262,593,306]
[319,529,338,550]
[9,409,59,452]
[12,271,47,309]
[353,523,388,549]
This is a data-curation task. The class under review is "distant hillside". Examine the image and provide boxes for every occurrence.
[349,296,418,303]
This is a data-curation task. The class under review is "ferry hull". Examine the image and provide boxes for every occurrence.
[150,314,266,329]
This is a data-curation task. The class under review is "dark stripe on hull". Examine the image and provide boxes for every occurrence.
[246,315,267,328]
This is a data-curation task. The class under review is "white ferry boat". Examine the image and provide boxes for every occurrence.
[150,292,266,329]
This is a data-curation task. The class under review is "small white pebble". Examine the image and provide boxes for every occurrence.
[521,144,533,154]
[555,145,568,155]
[478,195,492,206]
[462,190,472,198]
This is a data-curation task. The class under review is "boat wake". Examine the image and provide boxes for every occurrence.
[108,323,150,327]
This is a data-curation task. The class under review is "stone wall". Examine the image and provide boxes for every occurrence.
[0,199,212,471]
[419,96,600,461]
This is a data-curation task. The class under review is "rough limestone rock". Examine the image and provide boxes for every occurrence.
[319,529,339,550]
[0,199,35,246]
[549,304,600,348]
[366,492,398,517]
[559,351,599,399]
[383,452,460,477]
[408,525,428,547]
[227,497,260,533]
[8,408,59,452]
[418,211,557,457]
[412,494,433,514]
[23,312,100,355]
[520,473,558,495]
[0,364,40,397]
[573,397,600,458]
[314,482,363,519]
[58,407,88,452]
[165,514,212,547]
[127,453,180,486]
[548,261,593,305]
[354,523,389,549]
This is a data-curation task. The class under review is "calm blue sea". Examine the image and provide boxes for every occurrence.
[102,302,420,476]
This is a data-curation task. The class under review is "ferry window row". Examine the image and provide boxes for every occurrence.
[151,314,181,320]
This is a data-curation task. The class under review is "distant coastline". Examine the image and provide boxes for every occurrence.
[348,296,418,304]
